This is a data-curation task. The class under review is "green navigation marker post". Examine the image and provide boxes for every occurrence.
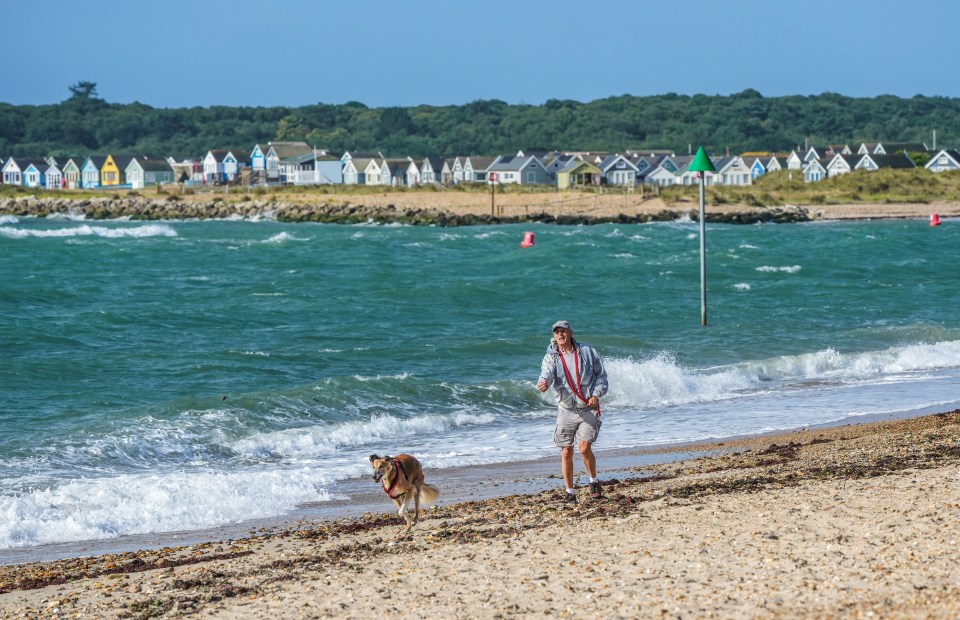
[688,146,717,326]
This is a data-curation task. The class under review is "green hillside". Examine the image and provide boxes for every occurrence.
[1,84,955,158]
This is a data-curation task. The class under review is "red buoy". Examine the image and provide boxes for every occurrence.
[520,231,535,247]
[930,213,942,227]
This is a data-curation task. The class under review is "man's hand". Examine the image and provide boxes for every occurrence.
[536,379,548,393]
[587,396,600,409]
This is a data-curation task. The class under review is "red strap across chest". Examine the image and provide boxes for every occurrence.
[558,345,600,416]
[382,458,405,498]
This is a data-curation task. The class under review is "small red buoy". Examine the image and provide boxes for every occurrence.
[930,213,942,227]
[520,231,535,247]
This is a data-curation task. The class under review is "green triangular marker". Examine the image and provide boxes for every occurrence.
[688,146,716,173]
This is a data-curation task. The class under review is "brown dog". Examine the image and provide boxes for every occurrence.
[369,453,440,531]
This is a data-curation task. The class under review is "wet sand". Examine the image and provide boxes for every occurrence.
[3,410,959,619]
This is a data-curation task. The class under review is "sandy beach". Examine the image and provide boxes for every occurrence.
[258,191,960,223]
[296,191,960,222]
[236,189,960,220]
[2,410,959,619]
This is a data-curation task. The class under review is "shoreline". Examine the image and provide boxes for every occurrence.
[2,404,941,567]
[3,408,960,617]
[2,193,957,225]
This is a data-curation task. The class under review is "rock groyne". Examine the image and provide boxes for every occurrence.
[0,196,811,225]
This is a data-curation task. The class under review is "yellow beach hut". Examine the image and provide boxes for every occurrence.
[100,155,122,186]
[101,155,136,186]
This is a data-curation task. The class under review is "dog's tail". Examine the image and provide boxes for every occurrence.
[419,483,440,505]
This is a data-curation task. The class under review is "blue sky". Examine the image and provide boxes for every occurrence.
[3,0,957,108]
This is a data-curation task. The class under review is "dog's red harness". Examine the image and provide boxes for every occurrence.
[381,457,407,499]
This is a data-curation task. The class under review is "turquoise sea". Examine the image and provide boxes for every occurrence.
[2,213,959,555]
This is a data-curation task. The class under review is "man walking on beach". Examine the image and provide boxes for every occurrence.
[537,320,608,502]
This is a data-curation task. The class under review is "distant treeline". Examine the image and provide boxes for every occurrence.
[1,83,956,158]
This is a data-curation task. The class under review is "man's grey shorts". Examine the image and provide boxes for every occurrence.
[553,407,601,447]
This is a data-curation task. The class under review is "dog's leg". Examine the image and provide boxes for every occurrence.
[412,483,421,525]
[398,493,412,524]
[399,495,416,536]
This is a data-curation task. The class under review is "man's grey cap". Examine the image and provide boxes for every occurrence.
[552,320,571,331]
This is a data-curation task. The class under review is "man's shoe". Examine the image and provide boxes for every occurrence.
[589,481,602,499]
[562,491,577,504]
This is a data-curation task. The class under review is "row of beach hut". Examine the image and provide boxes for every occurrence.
[2,140,956,192]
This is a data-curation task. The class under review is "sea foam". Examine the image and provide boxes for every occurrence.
[45,211,87,222]
[0,468,332,549]
[232,410,496,460]
[263,232,309,243]
[602,340,960,411]
[3,340,958,550]
[0,224,177,239]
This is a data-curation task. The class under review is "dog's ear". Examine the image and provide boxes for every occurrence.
[369,454,380,463]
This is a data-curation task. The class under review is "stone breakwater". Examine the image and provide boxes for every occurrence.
[0,196,811,225]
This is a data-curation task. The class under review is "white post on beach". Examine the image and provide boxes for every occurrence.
[688,147,716,327]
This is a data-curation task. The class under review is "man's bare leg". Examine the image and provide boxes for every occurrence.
[561,446,575,489]
[579,440,596,478]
